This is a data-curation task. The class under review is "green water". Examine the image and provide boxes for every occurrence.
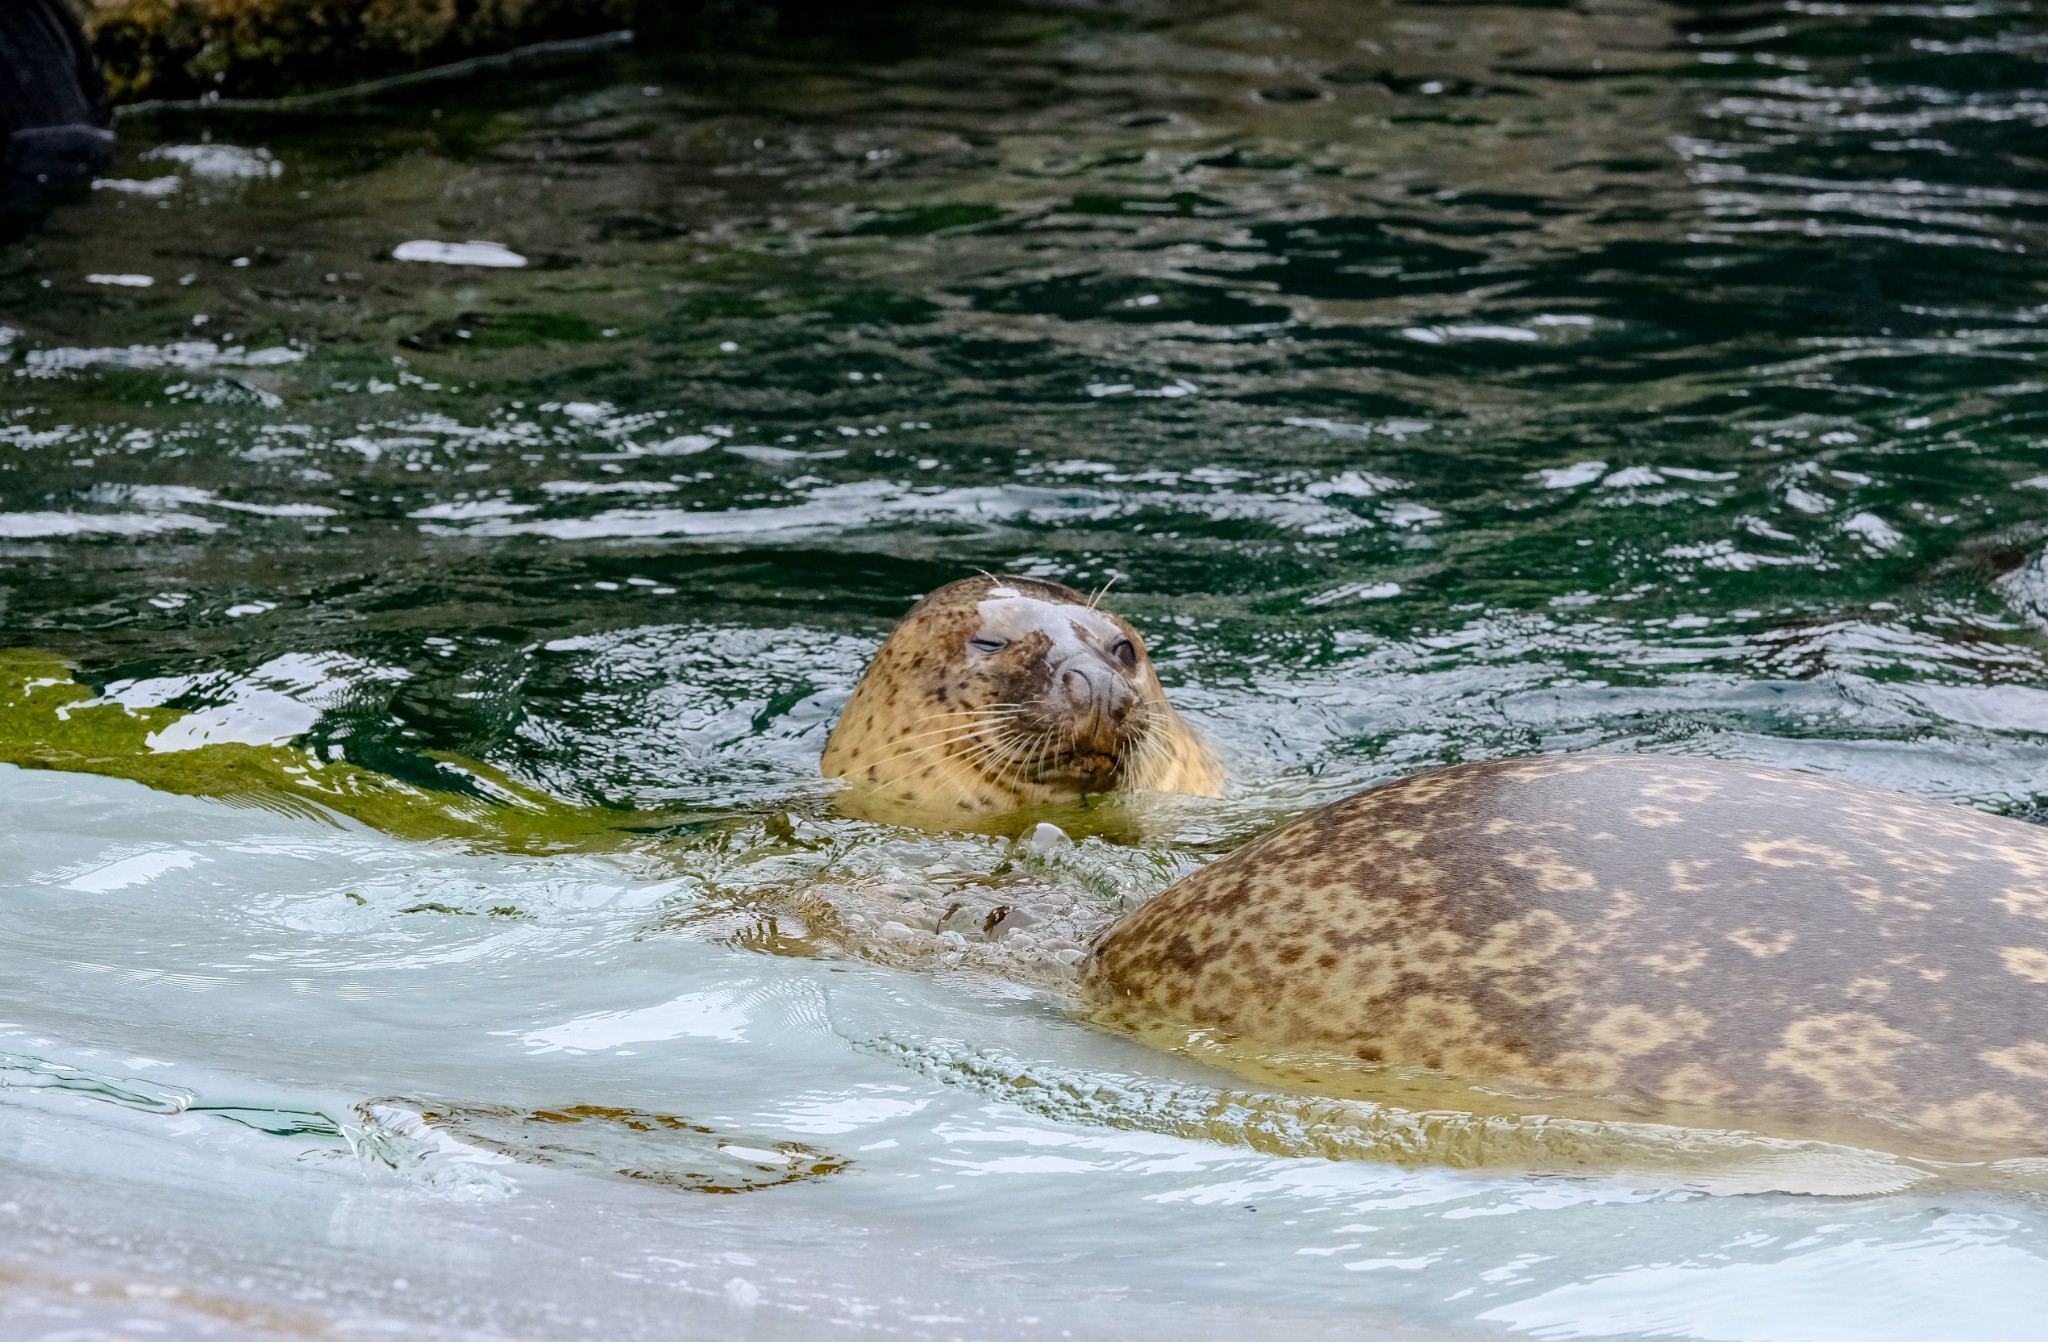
[9,2,2048,823]
[6,0,2048,1337]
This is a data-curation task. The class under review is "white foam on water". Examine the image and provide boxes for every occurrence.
[141,144,282,180]
[392,240,528,267]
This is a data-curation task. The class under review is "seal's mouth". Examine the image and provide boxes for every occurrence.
[988,701,1145,794]
[1033,746,1124,793]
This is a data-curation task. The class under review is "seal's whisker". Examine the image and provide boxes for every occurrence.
[1008,728,1038,779]
[967,736,1026,782]
[858,728,995,772]
[933,713,1040,786]
[1126,712,1162,768]
[880,710,1022,745]
[1135,720,1170,787]
[1028,725,1058,781]
[1127,712,1175,788]
[980,727,1032,769]
[968,733,1036,786]
[854,740,970,774]
[984,726,1039,784]
[863,726,997,758]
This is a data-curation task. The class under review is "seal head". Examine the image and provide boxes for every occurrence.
[822,575,1222,814]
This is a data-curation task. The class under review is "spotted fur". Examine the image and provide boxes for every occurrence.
[1087,754,2048,1151]
[821,575,1222,814]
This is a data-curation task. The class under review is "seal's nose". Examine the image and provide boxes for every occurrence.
[1060,660,1132,719]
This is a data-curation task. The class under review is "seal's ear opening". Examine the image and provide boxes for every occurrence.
[0,0,116,244]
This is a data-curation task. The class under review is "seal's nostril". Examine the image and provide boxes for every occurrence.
[1063,668,1091,704]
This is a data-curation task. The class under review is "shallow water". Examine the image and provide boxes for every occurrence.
[7,0,2048,1335]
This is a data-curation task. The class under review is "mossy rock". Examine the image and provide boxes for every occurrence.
[0,648,677,852]
[85,0,634,102]
[82,0,961,103]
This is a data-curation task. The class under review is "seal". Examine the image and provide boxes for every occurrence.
[821,575,1222,814]
[1087,753,2048,1153]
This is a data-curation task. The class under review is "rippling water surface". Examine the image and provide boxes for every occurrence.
[7,0,2048,1336]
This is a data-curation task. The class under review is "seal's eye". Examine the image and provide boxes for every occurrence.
[966,636,1008,655]
[1110,639,1138,670]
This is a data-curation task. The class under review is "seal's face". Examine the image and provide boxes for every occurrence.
[954,583,1152,794]
[822,573,1219,812]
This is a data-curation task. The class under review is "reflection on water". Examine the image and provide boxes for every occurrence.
[7,0,2048,1336]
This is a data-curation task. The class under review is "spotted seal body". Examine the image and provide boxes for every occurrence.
[1089,754,2048,1150]
[822,575,1221,814]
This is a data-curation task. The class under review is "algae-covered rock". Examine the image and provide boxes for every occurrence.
[82,0,954,103]
[0,648,679,853]
[84,0,634,102]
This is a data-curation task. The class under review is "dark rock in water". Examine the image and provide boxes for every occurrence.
[1,0,114,241]
[1089,753,2048,1156]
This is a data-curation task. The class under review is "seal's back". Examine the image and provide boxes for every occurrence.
[1088,753,2048,1152]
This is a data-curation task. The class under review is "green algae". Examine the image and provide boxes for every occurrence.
[0,649,681,854]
